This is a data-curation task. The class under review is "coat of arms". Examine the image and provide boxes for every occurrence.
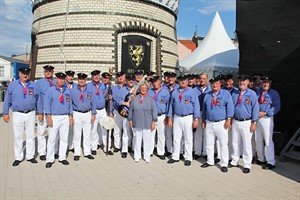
[129,44,144,67]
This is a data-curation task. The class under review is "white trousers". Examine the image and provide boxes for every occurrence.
[172,115,193,161]
[205,120,229,167]
[151,114,166,156]
[91,109,111,151]
[255,116,276,165]
[165,119,173,154]
[73,111,92,156]
[68,124,74,149]
[37,115,47,156]
[231,120,253,168]
[46,115,69,162]
[113,110,132,152]
[12,111,36,161]
[193,118,205,156]
[133,128,152,162]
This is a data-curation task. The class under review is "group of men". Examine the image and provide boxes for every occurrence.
[2,66,281,174]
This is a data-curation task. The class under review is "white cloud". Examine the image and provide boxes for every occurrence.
[197,0,236,15]
[0,0,32,56]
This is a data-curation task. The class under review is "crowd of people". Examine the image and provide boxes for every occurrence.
[2,65,281,174]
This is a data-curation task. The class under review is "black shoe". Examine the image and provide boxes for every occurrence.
[165,152,172,157]
[221,166,228,173]
[150,154,153,157]
[180,154,184,160]
[91,150,97,155]
[69,148,74,153]
[113,148,120,153]
[59,160,69,165]
[97,144,101,149]
[262,164,275,170]
[194,154,201,160]
[84,155,94,160]
[167,159,179,164]
[54,154,59,159]
[157,155,165,160]
[107,151,114,155]
[74,156,80,161]
[203,155,207,160]
[243,168,250,174]
[128,147,133,153]
[201,163,212,168]
[121,152,127,158]
[27,158,38,164]
[12,160,21,167]
[228,163,238,168]
[256,160,267,165]
[45,162,53,168]
[215,158,221,163]
[184,160,191,166]
[40,155,46,161]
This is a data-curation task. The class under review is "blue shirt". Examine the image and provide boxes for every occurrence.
[70,85,97,114]
[64,82,77,90]
[194,85,212,111]
[44,85,72,115]
[3,80,37,114]
[162,83,179,93]
[256,88,281,116]
[112,84,131,111]
[87,82,107,110]
[202,89,234,121]
[36,78,56,114]
[148,87,170,115]
[222,86,238,95]
[232,88,259,121]
[167,87,200,119]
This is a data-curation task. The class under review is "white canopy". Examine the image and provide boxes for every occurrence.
[180,12,239,73]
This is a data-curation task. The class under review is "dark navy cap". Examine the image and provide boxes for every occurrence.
[126,74,135,81]
[216,74,225,80]
[252,72,263,77]
[91,70,101,76]
[43,65,54,71]
[224,74,233,80]
[101,72,111,78]
[65,70,75,76]
[146,71,156,76]
[163,71,170,77]
[116,72,126,77]
[261,76,272,82]
[187,74,197,80]
[77,73,88,79]
[168,72,177,77]
[209,77,221,83]
[237,74,251,81]
[134,70,143,75]
[19,67,31,74]
[177,74,188,81]
[55,72,66,79]
[149,76,160,83]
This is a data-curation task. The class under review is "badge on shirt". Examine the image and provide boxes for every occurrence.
[102,90,106,96]
[184,98,190,104]
[66,94,70,102]
[29,89,34,95]
[216,99,221,106]
[263,98,268,104]
[87,94,92,99]
[245,98,251,104]
[160,98,165,103]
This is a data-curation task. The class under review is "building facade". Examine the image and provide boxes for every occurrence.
[31,0,179,79]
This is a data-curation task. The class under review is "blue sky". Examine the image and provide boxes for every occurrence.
[0,0,236,57]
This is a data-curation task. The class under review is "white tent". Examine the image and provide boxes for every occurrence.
[179,12,239,77]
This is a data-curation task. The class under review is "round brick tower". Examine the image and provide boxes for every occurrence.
[31,0,179,79]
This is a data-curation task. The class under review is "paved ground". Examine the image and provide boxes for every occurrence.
[0,105,299,199]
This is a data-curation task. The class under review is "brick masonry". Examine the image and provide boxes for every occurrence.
[32,0,178,78]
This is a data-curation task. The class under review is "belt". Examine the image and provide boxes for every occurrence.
[74,109,91,113]
[178,113,192,117]
[97,107,105,110]
[158,113,166,116]
[16,109,34,114]
[209,119,225,123]
[234,118,251,121]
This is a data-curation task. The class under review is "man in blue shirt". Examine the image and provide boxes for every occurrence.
[167,75,200,166]
[230,75,259,174]
[200,77,234,172]
[36,65,56,161]
[44,72,73,168]
[255,76,281,170]
[2,67,38,166]
[148,76,170,160]
[71,73,97,161]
